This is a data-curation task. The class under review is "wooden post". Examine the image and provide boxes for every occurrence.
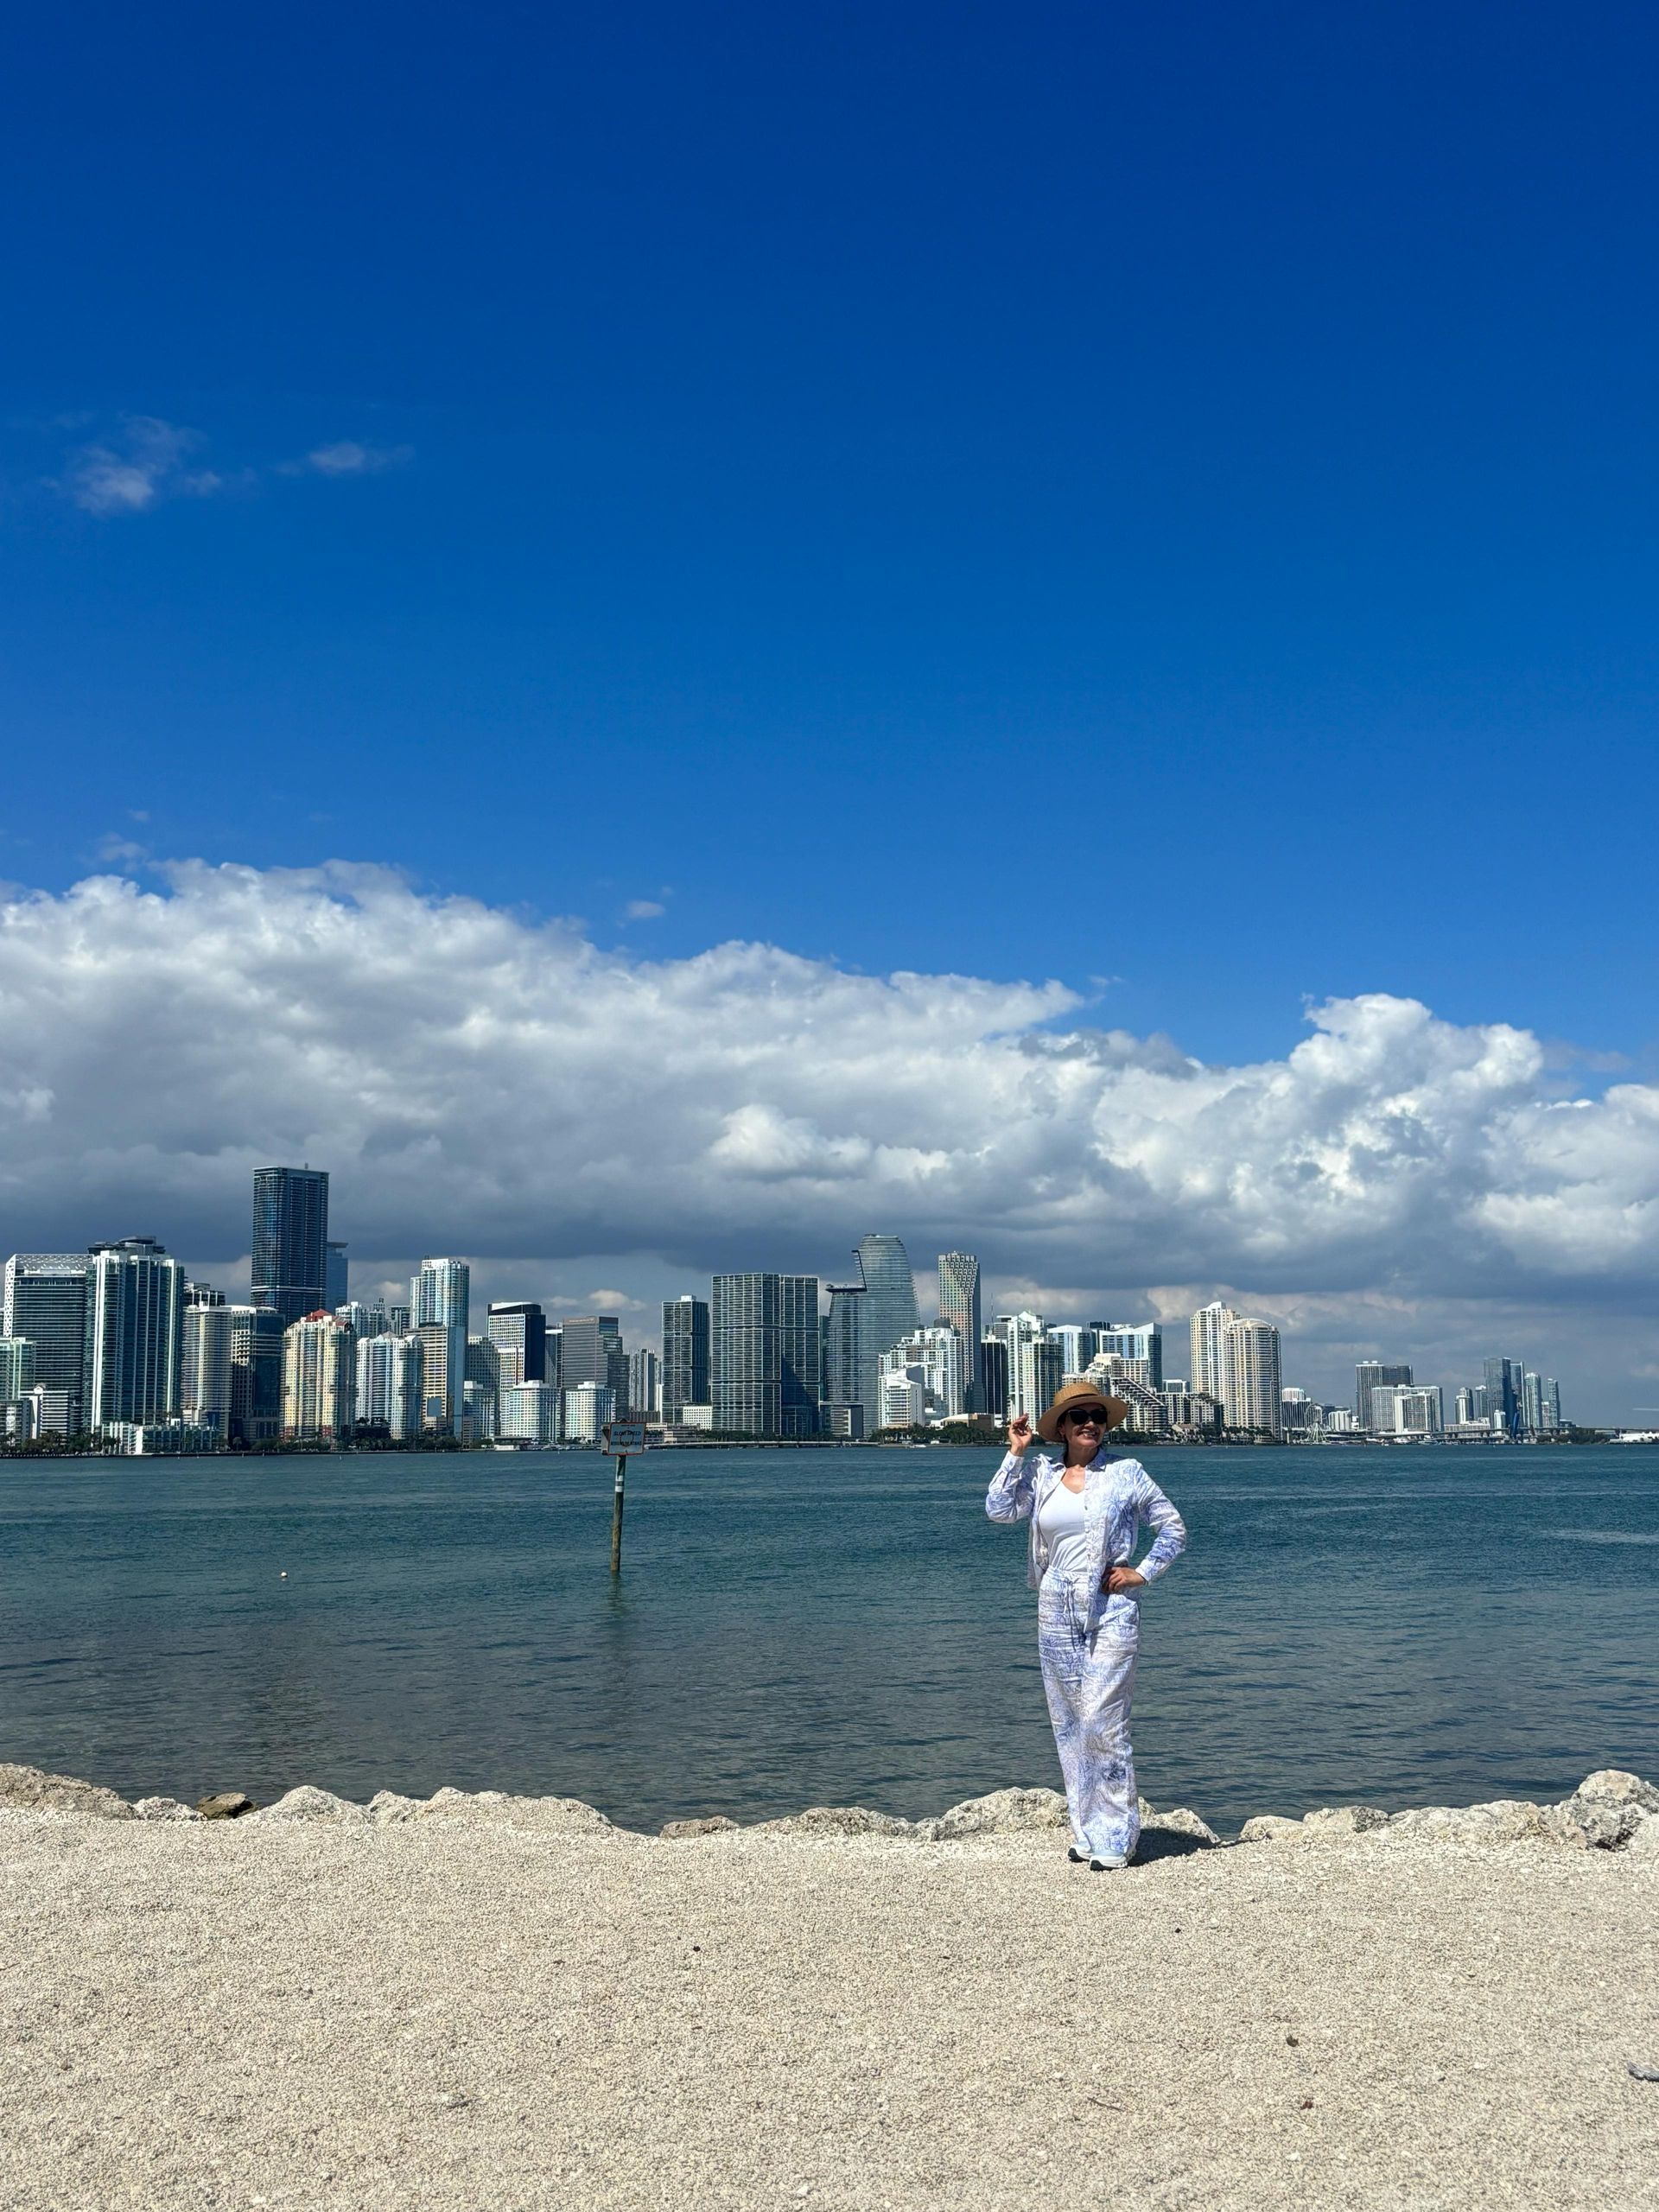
[610,1450,627,1574]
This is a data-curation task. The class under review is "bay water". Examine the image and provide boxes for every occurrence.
[1,1444,1653,1835]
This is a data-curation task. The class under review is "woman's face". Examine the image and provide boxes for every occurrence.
[1059,1405,1110,1449]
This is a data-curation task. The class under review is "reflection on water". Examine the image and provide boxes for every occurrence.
[0,1446,1654,1834]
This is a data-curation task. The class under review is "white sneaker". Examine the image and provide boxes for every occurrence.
[1089,1853,1128,1872]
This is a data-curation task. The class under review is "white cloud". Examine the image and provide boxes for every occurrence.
[60,416,214,516]
[293,441,412,477]
[0,862,1656,1411]
[623,899,666,921]
[54,418,410,513]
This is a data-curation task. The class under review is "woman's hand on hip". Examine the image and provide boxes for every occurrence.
[1007,1414,1033,1453]
[1103,1566,1147,1593]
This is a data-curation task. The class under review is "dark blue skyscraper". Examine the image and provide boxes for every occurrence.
[251,1166,330,1327]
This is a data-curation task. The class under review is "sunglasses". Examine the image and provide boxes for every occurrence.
[1061,1407,1112,1426]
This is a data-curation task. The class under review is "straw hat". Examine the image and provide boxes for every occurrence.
[1035,1379,1131,1444]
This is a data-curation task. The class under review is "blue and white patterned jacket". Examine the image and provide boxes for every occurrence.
[986,1446,1187,1629]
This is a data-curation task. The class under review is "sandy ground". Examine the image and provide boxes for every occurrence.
[3,1811,1656,2212]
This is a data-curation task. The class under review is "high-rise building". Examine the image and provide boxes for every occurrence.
[880,1325,968,1419]
[1189,1303,1235,1403]
[251,1166,330,1327]
[560,1315,627,1398]
[486,1301,547,1389]
[1095,1323,1164,1392]
[1483,1357,1525,1438]
[465,1335,501,1433]
[779,1274,821,1437]
[823,1282,867,1421]
[0,1337,35,1402]
[852,1235,918,1416]
[3,1253,92,1431]
[357,1330,423,1439]
[990,1311,1052,1420]
[282,1312,356,1441]
[325,1242,350,1311]
[227,1305,285,1446]
[1356,1360,1413,1431]
[979,1334,1009,1420]
[1371,1383,1444,1436]
[937,1253,982,1413]
[413,1259,469,1433]
[86,1236,186,1431]
[500,1379,562,1445]
[628,1345,662,1420]
[181,1294,236,1441]
[334,1300,384,1343]
[710,1273,821,1436]
[1222,1317,1282,1433]
[661,1296,711,1421]
[563,1381,615,1444]
[1046,1325,1097,1380]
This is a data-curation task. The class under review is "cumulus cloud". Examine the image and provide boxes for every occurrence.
[623,899,666,921]
[0,862,1655,1408]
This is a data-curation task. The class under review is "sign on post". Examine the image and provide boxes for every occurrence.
[602,1424,648,1573]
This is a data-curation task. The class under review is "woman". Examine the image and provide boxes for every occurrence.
[987,1380,1187,1871]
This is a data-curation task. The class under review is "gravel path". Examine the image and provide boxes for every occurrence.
[3,1811,1656,2211]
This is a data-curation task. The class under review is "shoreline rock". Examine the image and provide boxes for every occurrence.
[1,1761,1653,1855]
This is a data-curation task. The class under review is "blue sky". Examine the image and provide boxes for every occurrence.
[4,0,1656,1063]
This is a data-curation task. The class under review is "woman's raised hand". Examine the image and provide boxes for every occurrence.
[1007,1413,1033,1454]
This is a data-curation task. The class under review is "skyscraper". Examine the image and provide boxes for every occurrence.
[710,1273,820,1436]
[990,1311,1051,1419]
[251,1166,330,1326]
[979,1334,1009,1420]
[1095,1323,1163,1391]
[357,1330,423,1439]
[413,1258,469,1432]
[1222,1317,1282,1434]
[1483,1357,1525,1438]
[779,1274,822,1437]
[1356,1360,1413,1431]
[282,1312,356,1441]
[937,1253,982,1413]
[3,1253,92,1431]
[1188,1303,1235,1402]
[661,1295,710,1421]
[628,1345,662,1421]
[823,1281,867,1421]
[561,1315,629,1408]
[86,1236,186,1431]
[325,1242,350,1310]
[486,1301,547,1388]
[181,1294,236,1441]
[227,1305,285,1446]
[852,1235,918,1421]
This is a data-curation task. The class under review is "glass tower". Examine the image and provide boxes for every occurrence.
[487,1301,548,1388]
[851,1235,918,1425]
[251,1166,330,1326]
[937,1253,982,1412]
[85,1236,186,1429]
[3,1253,92,1431]
[660,1295,710,1421]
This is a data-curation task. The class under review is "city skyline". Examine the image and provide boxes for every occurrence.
[0,1172,1581,1447]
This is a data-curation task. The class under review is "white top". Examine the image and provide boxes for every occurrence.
[1033,1477,1090,1586]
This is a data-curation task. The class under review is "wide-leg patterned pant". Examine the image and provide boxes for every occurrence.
[1037,1579,1140,1860]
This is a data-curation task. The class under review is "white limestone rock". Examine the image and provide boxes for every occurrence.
[930,1788,1071,1840]
[1237,1815,1304,1844]
[1573,1769,1659,1815]
[368,1791,425,1823]
[251,1785,371,1825]
[759,1806,918,1839]
[0,1763,134,1820]
[132,1796,202,1821]
[1146,1806,1221,1845]
[1301,1804,1390,1837]
[403,1786,614,1834]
